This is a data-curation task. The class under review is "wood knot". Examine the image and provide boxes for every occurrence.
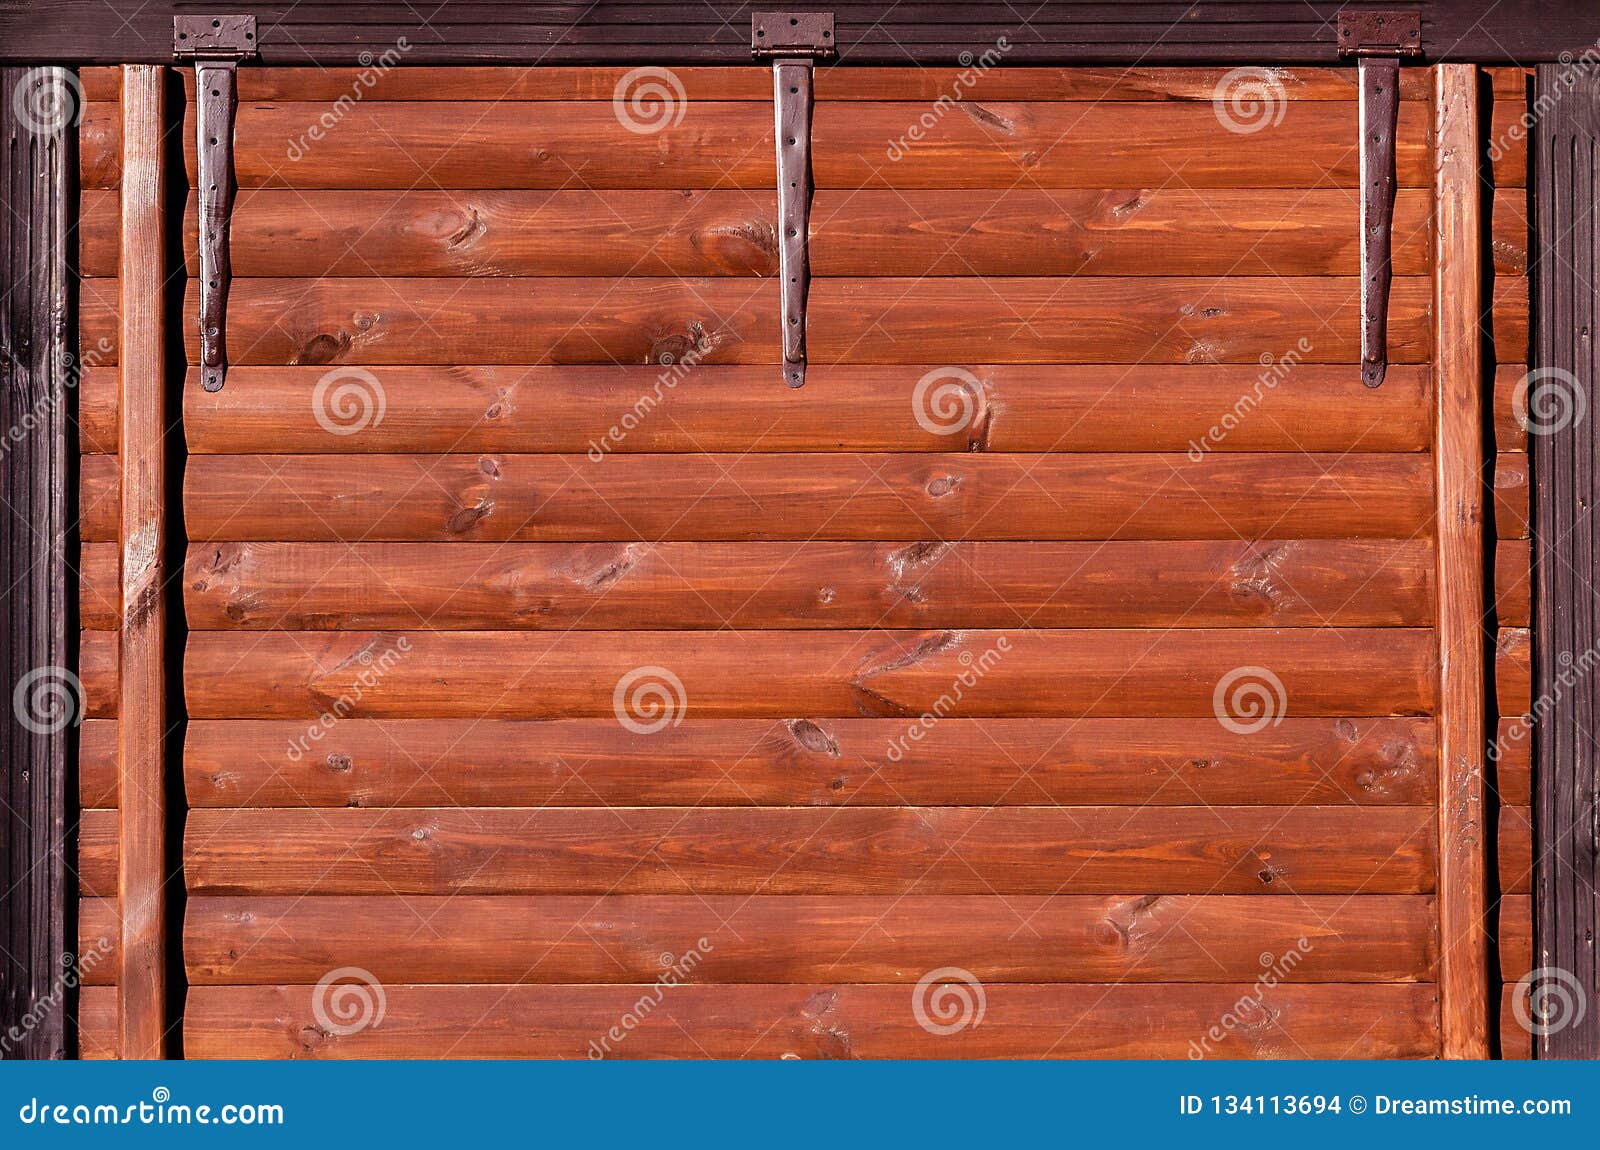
[786,718,841,758]
[324,753,353,773]
[925,475,961,498]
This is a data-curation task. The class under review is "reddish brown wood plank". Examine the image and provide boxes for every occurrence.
[1499,894,1532,982]
[182,453,1434,543]
[1432,64,1490,1061]
[152,189,1443,279]
[183,806,1437,896]
[191,101,1438,190]
[1494,364,1529,452]
[116,64,168,1060]
[1495,717,1532,806]
[1492,276,1530,360]
[79,719,117,807]
[183,717,1439,809]
[1496,627,1532,715]
[1495,451,1530,538]
[184,894,1439,986]
[1496,540,1531,627]
[1500,805,1532,894]
[79,277,118,363]
[180,364,1433,456]
[78,986,118,1060]
[188,276,1431,367]
[78,366,118,453]
[78,452,117,542]
[79,99,120,190]
[78,630,117,718]
[1502,983,1533,1059]
[78,897,118,987]
[78,809,118,897]
[78,541,118,630]
[183,982,1440,1059]
[181,539,1436,632]
[182,628,1439,720]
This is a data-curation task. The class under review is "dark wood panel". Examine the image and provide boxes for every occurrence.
[182,453,1434,542]
[182,628,1439,719]
[184,717,1439,808]
[183,806,1437,896]
[182,539,1436,631]
[180,364,1433,456]
[184,894,1439,985]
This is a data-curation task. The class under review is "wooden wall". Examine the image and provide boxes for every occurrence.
[70,62,1522,1058]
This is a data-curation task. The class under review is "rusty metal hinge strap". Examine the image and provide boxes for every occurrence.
[175,16,258,393]
[1339,10,1420,389]
[754,13,834,388]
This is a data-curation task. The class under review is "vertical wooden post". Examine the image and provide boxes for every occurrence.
[117,63,167,1060]
[1432,62,1490,1059]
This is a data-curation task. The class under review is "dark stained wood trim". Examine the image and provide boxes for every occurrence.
[1532,60,1600,1060]
[0,65,73,1060]
[1,2,1599,66]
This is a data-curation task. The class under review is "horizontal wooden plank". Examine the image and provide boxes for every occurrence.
[182,539,1436,632]
[184,893,1439,985]
[183,628,1439,720]
[79,629,117,718]
[182,453,1435,543]
[181,364,1433,456]
[78,897,117,987]
[1500,805,1532,895]
[1500,894,1532,983]
[78,986,117,1060]
[78,541,118,629]
[1497,627,1532,715]
[79,719,117,807]
[79,277,117,364]
[79,100,119,190]
[183,806,1437,896]
[183,716,1439,809]
[192,101,1438,190]
[78,452,117,541]
[1492,189,1530,274]
[1495,451,1530,539]
[1492,275,1531,359]
[79,808,117,897]
[1496,540,1531,627]
[78,365,117,453]
[1494,364,1530,452]
[141,188,1445,279]
[187,276,1431,367]
[171,65,1452,105]
[183,982,1440,1058]
[1502,982,1532,1059]
[1495,717,1532,806]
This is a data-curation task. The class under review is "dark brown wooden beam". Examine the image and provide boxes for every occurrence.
[0,64,73,1060]
[2,2,1599,65]
[1532,59,1600,1060]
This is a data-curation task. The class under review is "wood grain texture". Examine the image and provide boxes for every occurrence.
[1495,540,1531,627]
[179,364,1433,456]
[182,982,1440,1059]
[1495,451,1530,538]
[1493,364,1529,452]
[182,453,1435,543]
[1499,894,1532,982]
[78,987,117,1060]
[79,719,118,807]
[183,717,1439,809]
[78,898,118,987]
[1431,63,1489,1061]
[1494,717,1532,806]
[187,101,1439,190]
[1501,983,1532,1059]
[116,63,167,1060]
[79,277,118,363]
[181,539,1436,631]
[78,451,117,542]
[77,366,118,453]
[1496,628,1532,715]
[78,541,118,630]
[78,809,118,897]
[183,806,1437,896]
[183,894,1439,985]
[181,628,1440,720]
[1500,805,1532,895]
[184,276,1431,367]
[78,630,118,718]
